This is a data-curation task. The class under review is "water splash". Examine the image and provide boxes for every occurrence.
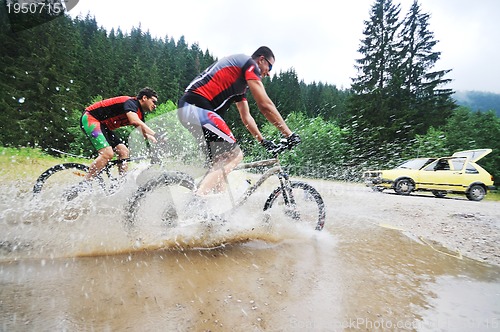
[0,179,328,262]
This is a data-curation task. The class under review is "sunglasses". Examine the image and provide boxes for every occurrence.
[263,57,273,71]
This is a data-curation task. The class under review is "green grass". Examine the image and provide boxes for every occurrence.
[487,190,500,202]
[0,147,89,181]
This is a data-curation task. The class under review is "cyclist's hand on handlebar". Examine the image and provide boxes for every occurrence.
[145,133,158,143]
[280,132,301,149]
[260,139,279,153]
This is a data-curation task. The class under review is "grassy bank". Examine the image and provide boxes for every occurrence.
[0,147,89,181]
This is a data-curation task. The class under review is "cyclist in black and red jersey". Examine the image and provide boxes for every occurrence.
[178,46,300,198]
[80,87,159,181]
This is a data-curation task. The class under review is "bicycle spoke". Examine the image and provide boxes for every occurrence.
[264,181,325,231]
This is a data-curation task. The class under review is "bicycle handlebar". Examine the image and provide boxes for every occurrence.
[269,142,292,158]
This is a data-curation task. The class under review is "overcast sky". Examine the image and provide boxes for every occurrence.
[69,0,500,94]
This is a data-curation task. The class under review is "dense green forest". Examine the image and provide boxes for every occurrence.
[1,0,499,185]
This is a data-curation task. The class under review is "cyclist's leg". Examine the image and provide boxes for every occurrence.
[113,143,129,176]
[88,146,114,178]
[177,102,212,161]
[202,112,242,193]
[178,104,241,195]
[198,145,242,195]
[80,112,116,179]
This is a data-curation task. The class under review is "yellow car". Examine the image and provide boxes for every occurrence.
[363,149,496,201]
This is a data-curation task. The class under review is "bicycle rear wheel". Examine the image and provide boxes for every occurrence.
[125,171,195,231]
[32,163,112,201]
[263,181,326,231]
[32,163,91,200]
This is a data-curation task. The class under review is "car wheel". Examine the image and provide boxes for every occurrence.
[394,178,414,195]
[432,190,447,198]
[466,184,486,201]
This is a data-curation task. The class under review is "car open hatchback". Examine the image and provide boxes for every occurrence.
[363,149,496,201]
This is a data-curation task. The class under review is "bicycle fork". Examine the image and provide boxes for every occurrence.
[278,172,300,220]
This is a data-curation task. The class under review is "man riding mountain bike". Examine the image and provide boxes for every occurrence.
[178,46,301,197]
[65,87,159,200]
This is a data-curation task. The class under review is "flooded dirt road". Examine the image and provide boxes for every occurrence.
[1,176,500,331]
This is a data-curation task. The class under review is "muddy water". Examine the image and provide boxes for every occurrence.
[1,179,499,331]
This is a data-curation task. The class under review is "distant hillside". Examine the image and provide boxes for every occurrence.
[453,91,500,116]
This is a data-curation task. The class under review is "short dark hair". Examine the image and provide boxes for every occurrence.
[137,87,158,100]
[251,46,275,61]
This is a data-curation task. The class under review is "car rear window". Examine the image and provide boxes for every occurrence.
[465,163,479,174]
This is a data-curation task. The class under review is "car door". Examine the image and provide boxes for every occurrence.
[417,157,466,191]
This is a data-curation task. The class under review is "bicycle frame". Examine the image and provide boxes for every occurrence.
[219,157,294,216]
[125,143,326,231]
[97,139,164,182]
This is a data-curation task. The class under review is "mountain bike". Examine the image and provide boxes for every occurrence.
[125,142,326,232]
[32,141,165,201]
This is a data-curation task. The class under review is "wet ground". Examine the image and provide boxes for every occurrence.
[1,176,499,331]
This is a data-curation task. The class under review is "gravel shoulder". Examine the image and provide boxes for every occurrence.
[323,181,500,267]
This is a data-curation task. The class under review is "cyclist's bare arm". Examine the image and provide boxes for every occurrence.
[126,111,157,143]
[246,79,293,137]
[236,100,264,142]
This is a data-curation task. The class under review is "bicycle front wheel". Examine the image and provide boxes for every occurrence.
[125,171,195,231]
[263,181,326,231]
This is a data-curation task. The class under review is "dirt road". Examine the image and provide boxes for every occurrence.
[323,180,500,267]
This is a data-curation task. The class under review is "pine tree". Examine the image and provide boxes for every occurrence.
[349,0,402,138]
[347,0,456,163]
[398,0,456,134]
[0,14,81,150]
[347,0,403,162]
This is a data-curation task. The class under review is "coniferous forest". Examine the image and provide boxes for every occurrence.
[1,0,499,185]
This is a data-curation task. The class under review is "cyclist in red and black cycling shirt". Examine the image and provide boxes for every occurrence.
[80,87,158,181]
[178,46,301,197]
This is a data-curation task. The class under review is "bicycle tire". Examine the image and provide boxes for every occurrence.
[125,171,196,230]
[263,181,326,231]
[32,162,115,201]
[32,163,90,195]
